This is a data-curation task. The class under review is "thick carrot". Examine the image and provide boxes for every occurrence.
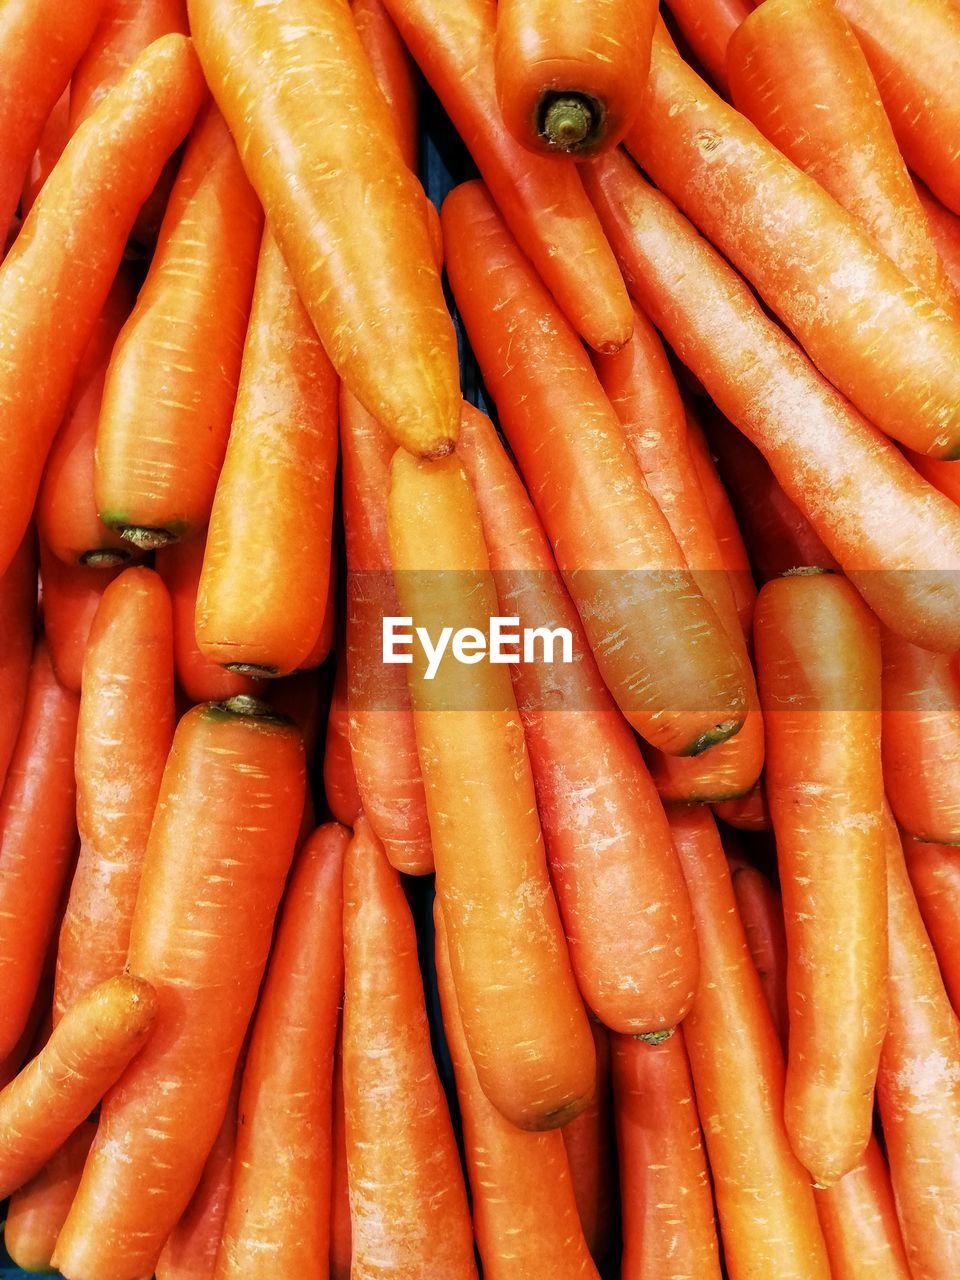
[381,0,633,352]
[323,657,362,828]
[583,148,960,652]
[612,1027,722,1279]
[728,0,959,317]
[39,547,122,695]
[0,531,37,798]
[329,1026,350,1280]
[443,181,749,756]
[188,0,458,460]
[343,817,477,1280]
[904,840,960,1013]
[4,1121,96,1274]
[352,0,418,169]
[216,823,348,1278]
[20,87,71,218]
[730,861,789,1049]
[53,697,305,1280]
[561,1022,618,1265]
[815,1137,913,1280]
[714,780,771,832]
[54,568,175,1023]
[628,35,960,459]
[661,0,750,91]
[0,641,78,1064]
[756,572,886,1185]
[669,805,831,1278]
[95,105,262,552]
[70,0,189,126]
[457,404,699,1033]
[341,389,432,873]
[0,34,204,578]
[877,807,960,1279]
[916,180,960,295]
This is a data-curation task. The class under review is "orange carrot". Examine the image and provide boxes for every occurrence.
[443,180,749,756]
[269,669,327,763]
[714,780,772,832]
[329,1026,350,1280]
[730,860,789,1049]
[343,817,477,1280]
[54,568,175,1022]
[583,147,960,653]
[904,839,960,1014]
[916,179,960,295]
[0,530,37,798]
[54,697,305,1280]
[20,86,71,217]
[39,545,121,695]
[4,1120,96,1274]
[70,0,189,126]
[661,0,750,90]
[352,0,419,169]
[323,657,362,828]
[457,404,699,1033]
[0,34,204,578]
[814,1137,913,1280]
[561,1022,618,1265]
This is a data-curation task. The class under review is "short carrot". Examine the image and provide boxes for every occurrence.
[3,1120,96,1275]
[729,860,789,1049]
[661,0,750,91]
[389,449,596,1128]
[0,531,37,798]
[814,1137,913,1280]
[561,1022,618,1265]
[352,0,419,170]
[39,546,122,695]
[329,1027,350,1280]
[53,697,305,1280]
[343,817,477,1280]
[443,180,749,757]
[323,657,362,828]
[70,0,189,126]
[54,568,175,1023]
[903,840,960,1013]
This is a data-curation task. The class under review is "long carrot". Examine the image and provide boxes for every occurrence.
[661,0,750,91]
[904,839,960,1014]
[561,1022,618,1265]
[628,34,960,459]
[457,404,699,1033]
[323,657,362,828]
[3,1121,96,1274]
[814,1137,913,1280]
[916,180,960,295]
[0,531,37,798]
[54,568,175,1023]
[53,696,305,1280]
[20,87,70,218]
[329,1026,350,1280]
[612,1027,722,1279]
[381,0,633,352]
[443,181,749,757]
[0,34,204,578]
[70,0,189,126]
[39,547,122,695]
[352,0,418,169]
[343,817,477,1280]
[389,449,596,1128]
[583,148,960,653]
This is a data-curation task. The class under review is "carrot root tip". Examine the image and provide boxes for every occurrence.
[634,1027,676,1045]
[684,719,743,757]
[118,526,177,551]
[204,693,288,723]
[79,549,132,568]
[224,662,281,678]
[539,93,601,153]
[782,565,833,578]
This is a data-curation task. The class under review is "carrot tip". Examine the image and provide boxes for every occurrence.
[782,565,833,577]
[204,693,289,723]
[423,437,457,460]
[634,1027,676,1045]
[539,93,600,153]
[684,719,743,757]
[119,526,177,551]
[224,662,281,678]
[79,549,132,568]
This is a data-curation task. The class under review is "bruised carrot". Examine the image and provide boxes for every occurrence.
[904,840,960,1014]
[0,641,78,1064]
[612,1027,722,1279]
[4,1120,96,1274]
[443,180,749,756]
[583,148,960,653]
[352,0,419,169]
[343,817,477,1280]
[668,805,830,1277]
[730,861,789,1049]
[561,1022,618,1265]
[323,657,361,828]
[661,0,750,91]
[457,404,699,1033]
[70,0,189,126]
[0,34,204,578]
[0,531,37,798]
[814,1137,913,1280]
[54,568,175,1022]
[714,780,771,832]
[330,1027,350,1280]
[95,105,262,552]
[53,697,305,1280]
[20,87,70,218]
[381,0,633,352]
[39,545,121,695]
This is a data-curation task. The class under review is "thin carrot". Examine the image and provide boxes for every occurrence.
[329,1026,350,1280]
[916,179,960,295]
[612,1026,722,1279]
[561,1022,618,1265]
[443,180,749,757]
[0,531,37,798]
[323,657,362,828]
[661,0,750,91]
[0,34,205,578]
[668,805,830,1277]
[381,0,633,352]
[389,449,596,1128]
[20,87,71,218]
[343,817,477,1280]
[628,34,960,459]
[39,546,122,695]
[583,147,960,652]
[3,1120,96,1275]
[903,839,960,1014]
[95,105,262,552]
[54,568,175,1023]
[352,0,419,169]
[53,697,305,1280]
[714,780,772,832]
[70,0,189,126]
[814,1137,913,1280]
[457,404,699,1033]
[729,860,789,1049]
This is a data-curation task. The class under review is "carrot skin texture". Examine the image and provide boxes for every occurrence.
[457,405,699,1033]
[4,1120,96,1274]
[323,657,362,828]
[70,0,189,125]
[904,840,960,1018]
[814,1137,913,1280]
[351,0,418,169]
[381,0,633,352]
[329,1028,350,1280]
[53,700,305,1280]
[54,568,175,1023]
[661,0,750,91]
[20,87,70,222]
[343,817,477,1280]
[188,0,459,460]
[0,34,205,577]
[561,1022,618,1264]
[0,531,37,798]
[916,180,960,295]
[730,862,789,1049]
[443,180,749,756]
[668,806,831,1279]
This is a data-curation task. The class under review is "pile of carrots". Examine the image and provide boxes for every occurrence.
[3,0,960,1276]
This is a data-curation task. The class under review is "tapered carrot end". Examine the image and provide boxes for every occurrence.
[421,435,457,460]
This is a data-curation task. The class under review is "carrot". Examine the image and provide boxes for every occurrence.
[37,269,137,568]
[877,807,960,1279]
[216,823,348,1278]
[53,696,305,1280]
[612,1026,722,1279]
[54,568,175,1023]
[329,1026,350,1280]
[0,34,205,578]
[341,389,433,874]
[381,0,633,353]
[668,805,830,1277]
[323,657,362,828]
[39,546,122,695]
[628,34,960,460]
[95,105,262,552]
[0,0,105,241]
[904,840,960,1014]
[583,148,960,653]
[661,0,750,91]
[270,669,328,763]
[20,87,71,218]
[814,1137,913,1280]
[70,0,189,126]
[343,817,477,1280]
[561,1022,618,1265]
[352,0,418,169]
[916,180,960,295]
[728,0,959,318]
[714,780,771,832]
[0,640,78,1064]
[730,861,789,1049]
[457,404,699,1033]
[443,181,749,757]
[3,1120,96,1274]
[0,530,37,798]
